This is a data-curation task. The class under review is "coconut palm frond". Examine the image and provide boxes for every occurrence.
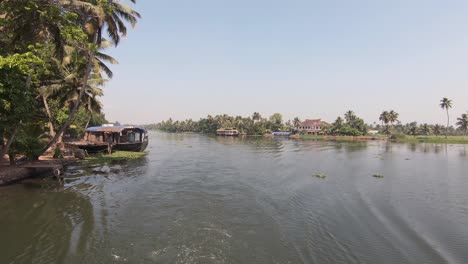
[95,52,118,64]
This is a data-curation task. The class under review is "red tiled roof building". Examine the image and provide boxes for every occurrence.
[296,119,328,135]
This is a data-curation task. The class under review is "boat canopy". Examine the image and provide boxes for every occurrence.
[85,126,146,133]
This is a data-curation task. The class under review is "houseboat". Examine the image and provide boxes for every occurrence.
[216,127,239,136]
[66,125,148,153]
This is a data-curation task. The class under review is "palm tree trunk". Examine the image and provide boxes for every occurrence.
[41,50,96,155]
[85,115,92,129]
[446,109,449,139]
[42,95,55,137]
[0,124,20,161]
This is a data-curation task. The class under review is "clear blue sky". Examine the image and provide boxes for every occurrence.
[103,0,468,125]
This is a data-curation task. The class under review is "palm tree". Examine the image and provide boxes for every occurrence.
[42,0,140,153]
[379,111,389,126]
[420,123,432,135]
[388,110,399,127]
[379,111,390,134]
[408,122,419,136]
[293,117,301,128]
[440,97,453,138]
[456,113,468,136]
[252,112,261,123]
[433,124,443,137]
[344,110,356,123]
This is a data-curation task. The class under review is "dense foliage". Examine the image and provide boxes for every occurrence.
[148,113,295,135]
[150,111,369,136]
[0,0,140,163]
[152,108,468,138]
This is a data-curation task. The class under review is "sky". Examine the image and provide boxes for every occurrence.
[102,0,468,125]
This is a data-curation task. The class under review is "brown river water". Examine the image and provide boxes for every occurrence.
[1,132,468,264]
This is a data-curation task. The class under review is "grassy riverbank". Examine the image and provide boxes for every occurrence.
[395,136,468,144]
[294,134,468,144]
[294,135,388,141]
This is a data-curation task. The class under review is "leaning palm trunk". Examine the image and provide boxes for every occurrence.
[41,50,96,155]
[0,124,20,161]
[42,95,55,137]
[84,115,92,129]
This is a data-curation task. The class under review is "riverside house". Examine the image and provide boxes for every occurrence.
[296,119,328,135]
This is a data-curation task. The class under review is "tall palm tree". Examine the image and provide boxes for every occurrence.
[388,110,399,127]
[42,0,140,153]
[379,111,389,126]
[440,97,453,138]
[456,113,468,136]
[379,111,391,134]
[345,110,356,123]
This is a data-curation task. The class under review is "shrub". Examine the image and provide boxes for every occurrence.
[389,133,406,141]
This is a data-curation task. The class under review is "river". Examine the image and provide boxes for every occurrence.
[1,132,467,264]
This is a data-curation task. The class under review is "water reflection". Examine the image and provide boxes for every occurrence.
[0,185,94,264]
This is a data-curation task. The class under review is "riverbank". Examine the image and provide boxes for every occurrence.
[291,134,388,141]
[291,134,468,144]
[394,135,468,144]
[0,156,77,186]
[0,151,148,186]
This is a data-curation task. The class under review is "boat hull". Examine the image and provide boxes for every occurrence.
[114,142,147,152]
[66,142,148,153]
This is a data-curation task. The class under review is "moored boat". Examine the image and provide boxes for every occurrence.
[66,125,148,153]
[216,127,239,136]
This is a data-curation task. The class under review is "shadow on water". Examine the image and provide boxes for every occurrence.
[0,185,94,264]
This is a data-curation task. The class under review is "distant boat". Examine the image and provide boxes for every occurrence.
[66,126,148,153]
[216,128,239,136]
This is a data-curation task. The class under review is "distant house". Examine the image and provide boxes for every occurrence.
[296,119,329,135]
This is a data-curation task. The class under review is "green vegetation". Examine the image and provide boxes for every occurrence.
[86,151,148,165]
[299,135,387,141]
[456,113,468,136]
[393,136,468,144]
[0,0,140,164]
[149,113,296,135]
[313,173,327,179]
[326,111,367,136]
[379,110,399,135]
[151,105,468,144]
[440,97,453,139]
[372,174,384,178]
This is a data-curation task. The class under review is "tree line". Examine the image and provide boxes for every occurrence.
[375,98,468,137]
[149,111,370,136]
[1,0,140,164]
[150,97,468,137]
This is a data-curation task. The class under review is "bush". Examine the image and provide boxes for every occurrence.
[389,133,406,141]
[9,124,47,160]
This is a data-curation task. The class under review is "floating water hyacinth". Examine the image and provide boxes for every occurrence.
[372,174,384,178]
[313,173,327,179]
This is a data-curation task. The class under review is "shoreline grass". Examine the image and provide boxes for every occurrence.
[295,134,468,144]
[393,136,468,144]
[295,135,388,142]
